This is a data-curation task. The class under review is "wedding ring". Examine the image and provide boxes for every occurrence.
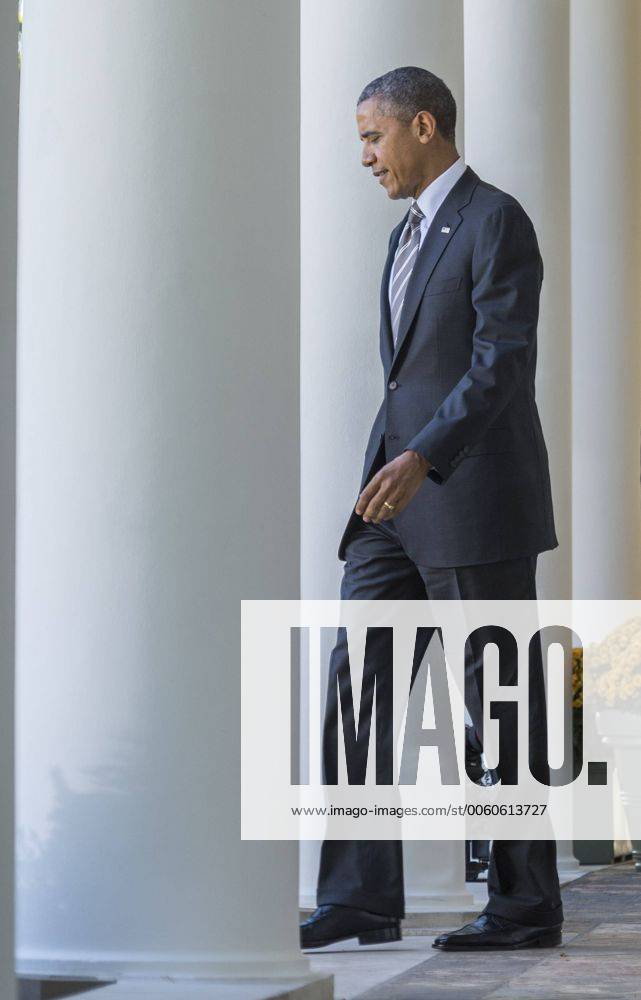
[383,501,395,511]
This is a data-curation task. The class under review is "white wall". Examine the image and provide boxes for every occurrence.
[0,0,17,995]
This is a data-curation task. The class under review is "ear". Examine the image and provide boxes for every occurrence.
[414,110,437,144]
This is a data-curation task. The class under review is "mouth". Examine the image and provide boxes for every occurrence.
[373,169,388,182]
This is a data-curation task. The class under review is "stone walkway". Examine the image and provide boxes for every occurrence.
[347,862,641,1000]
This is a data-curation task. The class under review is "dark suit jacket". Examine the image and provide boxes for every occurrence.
[338,165,558,568]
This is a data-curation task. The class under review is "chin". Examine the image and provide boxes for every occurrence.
[385,181,405,200]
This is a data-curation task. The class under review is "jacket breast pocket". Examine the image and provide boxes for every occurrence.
[424,275,463,297]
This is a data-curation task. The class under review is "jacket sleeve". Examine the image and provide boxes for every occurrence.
[404,202,543,484]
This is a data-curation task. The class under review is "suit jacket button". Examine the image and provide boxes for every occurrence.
[388,380,398,390]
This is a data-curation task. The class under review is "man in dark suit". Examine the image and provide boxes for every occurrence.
[300,67,563,951]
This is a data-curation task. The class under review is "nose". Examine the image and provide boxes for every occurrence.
[362,149,375,168]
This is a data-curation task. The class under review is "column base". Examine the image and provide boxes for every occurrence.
[18,974,333,1000]
[16,950,320,983]
[403,888,476,921]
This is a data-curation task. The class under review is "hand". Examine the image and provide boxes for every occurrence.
[355,450,431,524]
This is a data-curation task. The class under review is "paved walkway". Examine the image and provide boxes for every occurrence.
[339,861,640,999]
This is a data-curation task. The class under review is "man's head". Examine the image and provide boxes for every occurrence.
[356,66,458,200]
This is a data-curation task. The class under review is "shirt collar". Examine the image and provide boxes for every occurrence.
[415,157,467,222]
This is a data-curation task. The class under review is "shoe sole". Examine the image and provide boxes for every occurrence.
[302,925,402,950]
[433,929,562,951]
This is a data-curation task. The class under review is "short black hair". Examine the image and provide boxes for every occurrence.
[357,66,457,144]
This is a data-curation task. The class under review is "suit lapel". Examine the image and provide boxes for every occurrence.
[389,166,480,371]
[380,214,408,367]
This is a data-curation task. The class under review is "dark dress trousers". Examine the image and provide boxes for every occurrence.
[318,166,562,927]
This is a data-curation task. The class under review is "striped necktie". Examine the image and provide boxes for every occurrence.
[390,200,425,346]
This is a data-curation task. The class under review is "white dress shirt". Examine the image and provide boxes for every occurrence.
[388,157,467,306]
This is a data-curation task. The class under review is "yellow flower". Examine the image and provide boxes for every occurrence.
[583,617,641,711]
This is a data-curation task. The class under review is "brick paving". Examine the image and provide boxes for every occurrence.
[355,861,641,1000]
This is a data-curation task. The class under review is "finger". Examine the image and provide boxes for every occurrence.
[377,495,402,521]
[363,484,393,523]
[373,483,406,521]
[355,473,383,515]
[373,496,402,523]
[360,488,384,522]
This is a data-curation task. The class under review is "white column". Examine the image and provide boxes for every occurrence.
[403,842,472,913]
[0,0,18,996]
[570,0,641,600]
[555,841,578,878]
[300,0,473,916]
[464,0,572,602]
[299,845,320,912]
[16,2,327,994]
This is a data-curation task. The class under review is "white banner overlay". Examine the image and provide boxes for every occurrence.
[241,600,641,841]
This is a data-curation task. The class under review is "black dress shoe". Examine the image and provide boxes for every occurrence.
[433,913,562,950]
[300,904,402,949]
